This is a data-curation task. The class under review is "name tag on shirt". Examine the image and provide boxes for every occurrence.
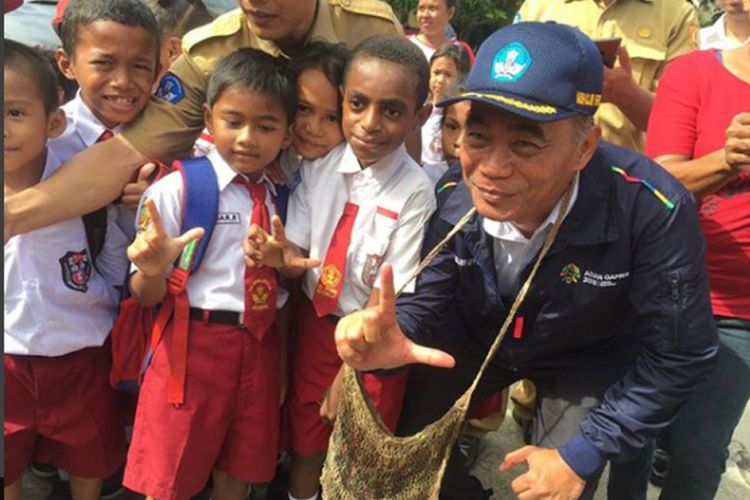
[217,212,241,224]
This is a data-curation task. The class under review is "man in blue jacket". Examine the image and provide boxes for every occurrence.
[335,22,719,500]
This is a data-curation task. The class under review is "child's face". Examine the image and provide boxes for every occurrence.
[430,56,458,104]
[56,20,158,129]
[441,100,470,164]
[292,68,343,160]
[204,87,292,177]
[4,67,65,174]
[342,58,429,167]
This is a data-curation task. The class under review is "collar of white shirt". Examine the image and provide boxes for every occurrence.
[337,143,407,184]
[70,91,123,147]
[700,14,750,50]
[207,148,276,196]
[483,173,580,244]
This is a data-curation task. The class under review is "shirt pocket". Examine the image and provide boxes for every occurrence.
[356,207,399,288]
[621,31,667,91]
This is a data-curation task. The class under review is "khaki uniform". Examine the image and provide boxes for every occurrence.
[121,0,403,160]
[517,0,698,151]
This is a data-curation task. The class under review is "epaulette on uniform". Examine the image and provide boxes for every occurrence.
[329,0,399,24]
[182,8,243,53]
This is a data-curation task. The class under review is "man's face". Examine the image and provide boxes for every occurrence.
[341,57,428,167]
[461,102,598,233]
[239,0,317,46]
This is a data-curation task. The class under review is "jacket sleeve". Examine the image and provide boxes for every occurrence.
[395,208,461,346]
[559,190,719,479]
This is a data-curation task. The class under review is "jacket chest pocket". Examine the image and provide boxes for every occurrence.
[621,34,667,91]
[354,207,399,288]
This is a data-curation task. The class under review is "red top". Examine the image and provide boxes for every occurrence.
[646,49,750,320]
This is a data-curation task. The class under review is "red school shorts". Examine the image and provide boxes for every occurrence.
[124,319,281,500]
[4,342,127,484]
[286,297,409,456]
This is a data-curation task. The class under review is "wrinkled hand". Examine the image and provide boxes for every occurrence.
[127,199,204,277]
[243,214,319,271]
[602,46,636,107]
[500,446,586,500]
[725,112,750,172]
[319,365,346,425]
[335,264,455,371]
[121,163,156,211]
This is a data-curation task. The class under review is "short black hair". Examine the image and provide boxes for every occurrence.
[144,0,213,39]
[60,0,160,58]
[430,44,471,79]
[4,39,60,114]
[344,34,430,109]
[289,41,350,90]
[206,48,298,124]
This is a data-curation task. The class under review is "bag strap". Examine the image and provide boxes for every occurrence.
[150,156,220,406]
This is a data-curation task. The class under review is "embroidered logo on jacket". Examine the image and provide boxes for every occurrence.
[155,74,185,104]
[559,263,582,284]
[59,250,92,293]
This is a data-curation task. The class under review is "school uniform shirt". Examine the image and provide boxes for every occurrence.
[48,91,135,241]
[5,149,125,356]
[700,14,750,49]
[132,149,287,312]
[285,143,437,317]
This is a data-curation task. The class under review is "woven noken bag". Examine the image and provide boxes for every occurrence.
[321,186,573,499]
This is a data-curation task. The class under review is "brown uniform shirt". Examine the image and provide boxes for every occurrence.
[121,0,403,160]
[517,0,699,151]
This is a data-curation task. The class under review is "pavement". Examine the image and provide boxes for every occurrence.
[19,397,750,499]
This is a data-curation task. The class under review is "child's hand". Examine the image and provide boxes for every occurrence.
[319,365,346,426]
[243,215,320,272]
[127,199,204,277]
[122,163,156,212]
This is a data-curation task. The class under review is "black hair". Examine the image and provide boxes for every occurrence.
[4,39,60,114]
[430,43,470,79]
[289,41,350,90]
[40,47,79,105]
[344,34,430,109]
[144,0,213,39]
[60,0,161,58]
[206,48,298,124]
[418,0,459,9]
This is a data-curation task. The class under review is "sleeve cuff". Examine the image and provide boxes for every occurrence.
[558,433,606,481]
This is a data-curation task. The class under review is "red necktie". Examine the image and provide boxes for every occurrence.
[236,178,277,339]
[97,129,114,143]
[312,202,359,317]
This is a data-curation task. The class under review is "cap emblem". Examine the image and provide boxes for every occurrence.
[491,42,532,82]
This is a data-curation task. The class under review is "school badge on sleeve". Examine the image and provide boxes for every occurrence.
[59,250,92,292]
[155,73,185,104]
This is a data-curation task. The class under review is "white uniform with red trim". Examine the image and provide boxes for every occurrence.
[4,149,126,356]
[285,142,437,316]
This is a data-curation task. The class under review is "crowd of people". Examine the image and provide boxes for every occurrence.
[3,1,749,500]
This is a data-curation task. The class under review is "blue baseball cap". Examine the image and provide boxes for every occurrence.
[439,22,603,122]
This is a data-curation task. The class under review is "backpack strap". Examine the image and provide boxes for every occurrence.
[150,156,219,406]
[82,207,108,265]
[273,182,290,224]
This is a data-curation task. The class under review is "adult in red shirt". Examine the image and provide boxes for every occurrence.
[645,45,750,500]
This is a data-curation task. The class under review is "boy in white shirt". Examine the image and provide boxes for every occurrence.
[4,40,129,500]
[50,0,161,236]
[244,34,437,500]
[124,48,302,500]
